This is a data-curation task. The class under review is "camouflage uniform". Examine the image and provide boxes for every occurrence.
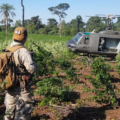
[99,38,105,50]
[4,29,37,120]
[4,87,33,120]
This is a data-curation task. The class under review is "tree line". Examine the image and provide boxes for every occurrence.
[1,3,120,39]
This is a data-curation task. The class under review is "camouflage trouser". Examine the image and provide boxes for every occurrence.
[99,45,103,50]
[4,87,34,120]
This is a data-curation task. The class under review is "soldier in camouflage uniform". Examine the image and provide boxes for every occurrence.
[99,37,105,51]
[4,27,37,120]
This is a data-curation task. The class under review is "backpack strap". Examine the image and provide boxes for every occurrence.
[6,45,24,53]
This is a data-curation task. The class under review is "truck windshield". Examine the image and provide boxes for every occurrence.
[73,33,82,44]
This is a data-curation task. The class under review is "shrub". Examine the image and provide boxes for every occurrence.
[90,56,110,74]
[115,53,120,61]
[65,68,79,83]
[58,59,72,70]
[116,62,120,74]
[32,42,55,77]
[62,28,70,36]
[48,29,58,36]
[34,77,72,106]
[70,28,78,36]
[90,56,117,106]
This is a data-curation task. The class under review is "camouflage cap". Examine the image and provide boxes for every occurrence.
[12,27,28,41]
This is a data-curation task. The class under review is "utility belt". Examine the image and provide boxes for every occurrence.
[16,72,33,89]
[16,64,33,89]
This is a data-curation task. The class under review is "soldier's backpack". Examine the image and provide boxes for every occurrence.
[0,45,24,90]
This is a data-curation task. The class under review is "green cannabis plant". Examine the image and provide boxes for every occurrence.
[34,77,72,106]
[65,68,79,83]
[90,56,117,106]
[32,42,55,77]
[116,62,120,74]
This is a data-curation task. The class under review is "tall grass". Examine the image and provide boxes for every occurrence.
[0,32,75,59]
[0,32,72,42]
[0,32,12,41]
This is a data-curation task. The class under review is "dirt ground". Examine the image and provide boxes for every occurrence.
[1,58,120,120]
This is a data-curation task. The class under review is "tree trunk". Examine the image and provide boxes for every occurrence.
[59,17,61,37]
[6,18,8,40]
[77,23,79,32]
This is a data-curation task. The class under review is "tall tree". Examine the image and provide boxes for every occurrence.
[47,18,58,27]
[31,16,42,25]
[0,3,16,39]
[76,15,84,32]
[70,16,84,32]
[15,20,22,27]
[1,18,13,25]
[86,17,106,32]
[24,19,31,26]
[31,16,42,30]
[48,3,70,36]
[70,19,77,28]
[112,17,120,31]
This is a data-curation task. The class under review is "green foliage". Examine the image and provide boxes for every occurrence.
[58,59,72,70]
[8,27,15,33]
[52,59,79,83]
[53,72,59,76]
[34,77,72,106]
[116,62,120,74]
[82,87,90,92]
[38,27,51,35]
[79,56,88,65]
[48,29,58,36]
[86,17,106,32]
[29,41,76,59]
[47,18,58,27]
[31,16,41,25]
[0,31,12,42]
[25,16,42,32]
[32,42,55,77]
[69,15,85,32]
[0,26,5,32]
[76,15,84,32]
[70,28,78,36]
[90,56,110,74]
[65,68,79,83]
[0,3,16,39]
[62,28,70,36]
[26,24,37,34]
[105,63,114,72]
[0,40,11,53]
[0,32,75,59]
[15,20,22,27]
[83,75,92,79]
[48,3,70,36]
[90,56,117,106]
[115,53,120,61]
[31,41,78,84]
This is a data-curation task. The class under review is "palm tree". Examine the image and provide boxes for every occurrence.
[0,3,16,39]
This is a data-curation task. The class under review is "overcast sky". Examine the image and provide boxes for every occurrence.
[0,0,120,25]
